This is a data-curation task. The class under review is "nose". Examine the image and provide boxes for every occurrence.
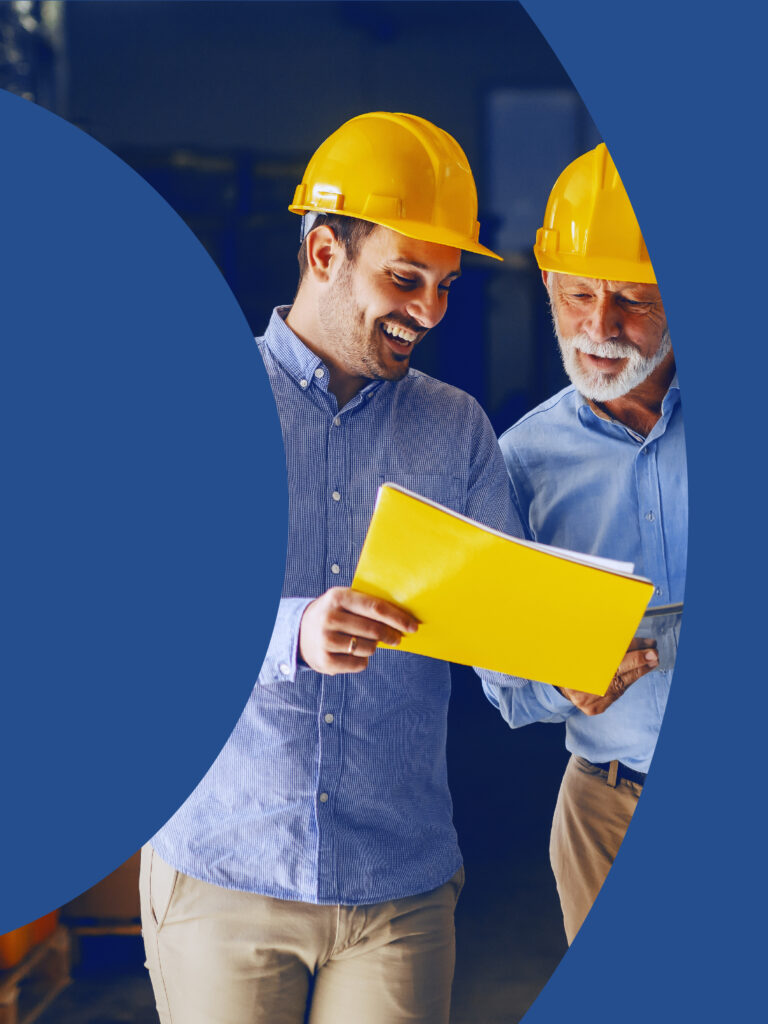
[405,287,446,330]
[586,294,623,342]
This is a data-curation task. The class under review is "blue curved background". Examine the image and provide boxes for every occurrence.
[0,87,288,932]
[522,2,760,1020]
[2,2,760,1017]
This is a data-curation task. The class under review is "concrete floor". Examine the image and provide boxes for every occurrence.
[39,668,569,1023]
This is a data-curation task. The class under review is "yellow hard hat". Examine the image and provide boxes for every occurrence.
[289,112,502,261]
[534,143,656,284]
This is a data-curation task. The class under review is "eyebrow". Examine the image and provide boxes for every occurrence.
[391,258,462,280]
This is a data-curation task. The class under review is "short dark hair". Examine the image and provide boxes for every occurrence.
[296,213,377,284]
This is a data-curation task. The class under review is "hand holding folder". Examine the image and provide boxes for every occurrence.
[350,484,655,696]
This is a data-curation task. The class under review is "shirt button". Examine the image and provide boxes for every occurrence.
[333,416,341,426]
[314,367,324,378]
[299,378,308,389]
[324,713,334,724]
[332,491,341,502]
[645,511,655,522]
[331,563,340,574]
[655,587,662,596]
[642,447,650,456]
[319,792,329,803]
[279,663,291,676]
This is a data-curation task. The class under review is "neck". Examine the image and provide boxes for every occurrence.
[285,290,367,408]
[590,351,676,436]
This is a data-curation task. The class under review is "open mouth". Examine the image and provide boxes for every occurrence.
[380,320,420,356]
[579,352,627,372]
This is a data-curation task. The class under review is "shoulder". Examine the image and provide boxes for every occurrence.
[392,369,491,432]
[399,368,484,412]
[499,384,580,451]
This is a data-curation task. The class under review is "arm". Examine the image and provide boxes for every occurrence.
[259,596,315,685]
[481,644,659,727]
[482,675,577,727]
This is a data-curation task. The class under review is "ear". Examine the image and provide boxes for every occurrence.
[541,270,550,289]
[305,225,341,283]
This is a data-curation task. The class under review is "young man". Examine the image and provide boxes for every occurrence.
[140,112,524,1024]
[484,143,685,944]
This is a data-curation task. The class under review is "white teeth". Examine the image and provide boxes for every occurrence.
[382,322,417,344]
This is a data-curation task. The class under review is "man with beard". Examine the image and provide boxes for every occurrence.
[483,143,685,944]
[142,113,642,1024]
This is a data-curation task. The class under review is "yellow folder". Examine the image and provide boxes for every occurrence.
[351,483,655,695]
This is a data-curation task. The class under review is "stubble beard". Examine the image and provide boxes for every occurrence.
[318,261,411,383]
[553,313,672,402]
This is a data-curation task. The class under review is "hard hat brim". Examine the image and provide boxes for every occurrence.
[289,204,503,262]
[534,247,657,285]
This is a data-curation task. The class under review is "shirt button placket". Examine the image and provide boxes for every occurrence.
[328,409,346,587]
[638,442,667,603]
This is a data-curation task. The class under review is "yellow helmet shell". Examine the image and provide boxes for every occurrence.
[289,112,502,261]
[534,143,656,284]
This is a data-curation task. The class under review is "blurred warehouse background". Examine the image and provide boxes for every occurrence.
[1,3,602,1022]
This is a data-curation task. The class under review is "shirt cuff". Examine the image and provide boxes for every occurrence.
[259,597,314,685]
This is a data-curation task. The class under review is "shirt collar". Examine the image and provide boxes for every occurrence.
[662,372,681,414]
[576,371,681,430]
[263,306,326,387]
[262,305,385,403]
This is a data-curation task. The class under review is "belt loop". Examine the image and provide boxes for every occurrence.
[607,760,619,788]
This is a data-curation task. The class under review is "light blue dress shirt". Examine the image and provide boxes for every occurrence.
[483,380,686,772]
[152,308,524,905]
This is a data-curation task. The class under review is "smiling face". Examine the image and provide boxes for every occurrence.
[318,226,461,385]
[547,272,671,401]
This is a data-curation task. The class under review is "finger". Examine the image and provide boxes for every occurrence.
[339,589,419,633]
[328,610,405,646]
[325,632,379,658]
[321,653,371,675]
[618,663,655,688]
[607,651,658,701]
[620,648,659,674]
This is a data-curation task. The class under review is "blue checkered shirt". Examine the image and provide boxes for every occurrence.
[152,307,524,904]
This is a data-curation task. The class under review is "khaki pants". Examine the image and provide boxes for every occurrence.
[140,846,463,1024]
[550,755,643,944]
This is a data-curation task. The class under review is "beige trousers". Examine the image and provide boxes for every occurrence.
[550,754,643,944]
[140,846,463,1024]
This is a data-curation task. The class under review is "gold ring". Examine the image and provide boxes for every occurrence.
[348,636,358,655]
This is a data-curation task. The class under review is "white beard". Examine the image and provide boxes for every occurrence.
[554,320,672,402]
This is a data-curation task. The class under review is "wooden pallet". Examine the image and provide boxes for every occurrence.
[0,927,71,1024]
